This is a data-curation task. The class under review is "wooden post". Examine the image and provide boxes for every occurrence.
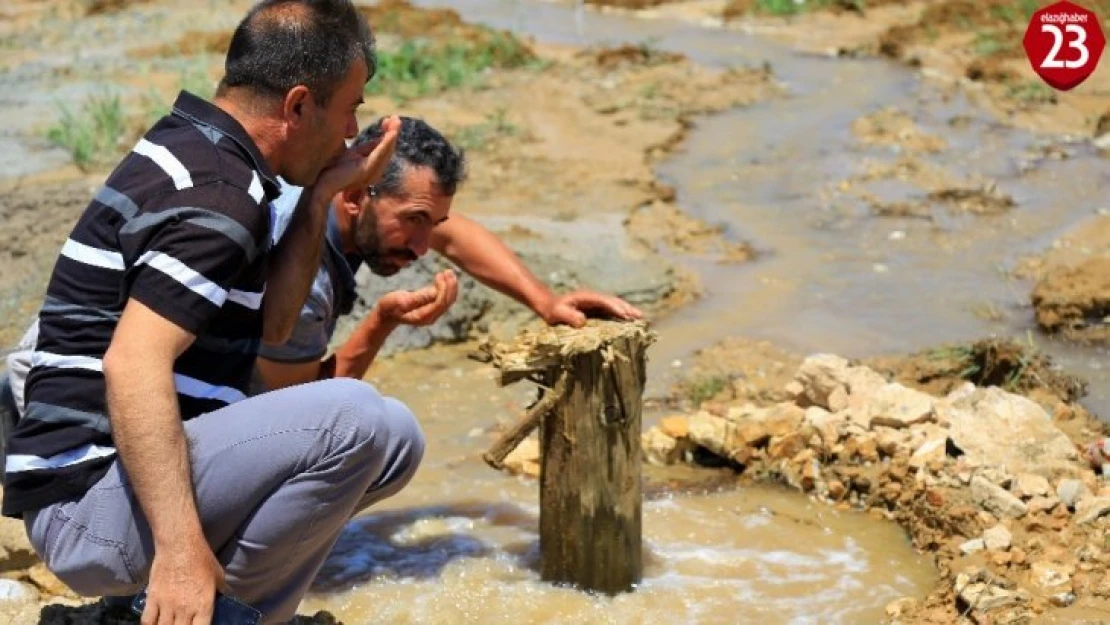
[477,320,654,595]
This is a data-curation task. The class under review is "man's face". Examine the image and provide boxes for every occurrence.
[286,58,367,187]
[353,166,452,276]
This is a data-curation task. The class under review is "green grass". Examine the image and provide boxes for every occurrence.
[46,62,217,170]
[990,0,1040,24]
[366,32,539,102]
[753,0,864,16]
[46,91,125,171]
[453,108,519,151]
[1007,81,1058,105]
[682,374,731,406]
[973,32,1006,57]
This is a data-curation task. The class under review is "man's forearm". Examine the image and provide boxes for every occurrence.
[263,188,331,344]
[333,308,398,380]
[430,214,555,315]
[104,355,204,552]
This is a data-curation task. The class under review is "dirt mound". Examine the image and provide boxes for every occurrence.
[131,29,232,58]
[1032,257,1110,343]
[82,0,151,16]
[866,339,1088,406]
[582,44,686,70]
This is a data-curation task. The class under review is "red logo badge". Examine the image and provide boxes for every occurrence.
[1023,0,1105,91]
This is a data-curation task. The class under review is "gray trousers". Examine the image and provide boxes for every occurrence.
[22,378,424,624]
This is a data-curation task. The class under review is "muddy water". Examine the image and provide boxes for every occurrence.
[300,346,935,623]
[404,0,1109,418]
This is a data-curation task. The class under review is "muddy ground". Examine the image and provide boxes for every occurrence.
[0,0,1108,623]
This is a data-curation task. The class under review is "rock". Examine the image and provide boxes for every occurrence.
[687,411,741,459]
[791,354,852,410]
[1030,561,1073,592]
[874,427,907,457]
[503,438,540,478]
[642,428,689,466]
[961,538,986,554]
[768,433,808,461]
[658,415,689,439]
[1027,496,1061,515]
[957,582,1027,612]
[828,479,847,500]
[1057,479,1090,509]
[942,387,1078,475]
[27,562,73,598]
[909,436,947,469]
[1014,473,1051,499]
[723,405,772,447]
[761,403,806,438]
[1074,496,1110,524]
[0,579,38,606]
[885,597,917,619]
[972,476,1028,518]
[983,524,1013,551]
[862,383,936,429]
[856,435,880,463]
[803,406,843,448]
[1050,591,1077,607]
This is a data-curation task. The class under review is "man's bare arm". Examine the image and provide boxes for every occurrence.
[429,213,554,313]
[102,298,224,623]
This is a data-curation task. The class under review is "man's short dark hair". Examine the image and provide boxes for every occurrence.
[219,0,376,105]
[357,116,467,197]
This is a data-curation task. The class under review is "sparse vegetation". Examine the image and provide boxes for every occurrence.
[453,109,520,151]
[367,33,539,103]
[45,91,125,171]
[681,374,732,406]
[1007,81,1058,105]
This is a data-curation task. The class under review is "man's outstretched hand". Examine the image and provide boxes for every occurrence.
[538,290,643,328]
[375,269,459,327]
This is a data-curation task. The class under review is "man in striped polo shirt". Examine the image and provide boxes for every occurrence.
[1,1,422,623]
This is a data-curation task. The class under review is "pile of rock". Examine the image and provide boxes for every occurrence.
[642,354,1110,624]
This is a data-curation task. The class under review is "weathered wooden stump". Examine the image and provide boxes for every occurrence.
[478,320,655,595]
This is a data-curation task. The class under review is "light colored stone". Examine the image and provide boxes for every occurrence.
[863,383,936,429]
[768,433,808,461]
[885,597,917,619]
[0,579,38,606]
[658,415,689,439]
[827,385,850,413]
[1027,496,1061,515]
[957,582,1027,612]
[874,427,909,457]
[983,524,1013,551]
[1075,497,1110,524]
[687,411,740,458]
[642,428,689,466]
[971,476,1028,518]
[1014,473,1051,499]
[803,406,842,449]
[504,438,541,478]
[909,436,947,469]
[761,403,806,438]
[961,538,986,554]
[792,354,852,410]
[942,387,1077,475]
[1030,561,1073,591]
[1057,479,1090,508]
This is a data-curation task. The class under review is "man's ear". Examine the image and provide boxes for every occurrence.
[282,85,312,128]
[338,187,367,217]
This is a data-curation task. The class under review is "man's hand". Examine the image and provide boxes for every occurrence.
[375,269,459,327]
[538,290,643,328]
[314,115,401,201]
[142,540,228,625]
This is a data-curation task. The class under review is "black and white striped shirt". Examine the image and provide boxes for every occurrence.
[2,91,282,517]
